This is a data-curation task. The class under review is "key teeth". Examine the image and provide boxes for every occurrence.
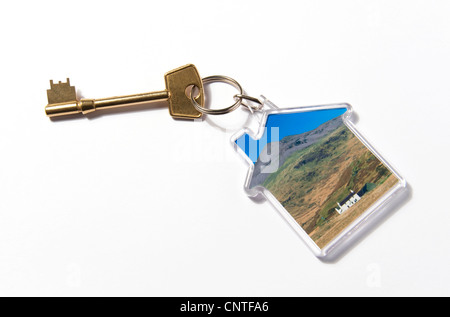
[47,78,77,104]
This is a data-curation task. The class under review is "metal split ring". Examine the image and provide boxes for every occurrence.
[190,75,263,115]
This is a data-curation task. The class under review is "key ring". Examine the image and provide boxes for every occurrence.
[190,75,263,115]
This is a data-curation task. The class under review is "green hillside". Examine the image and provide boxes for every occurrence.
[263,124,392,236]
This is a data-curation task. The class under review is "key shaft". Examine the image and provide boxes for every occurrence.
[45,90,170,117]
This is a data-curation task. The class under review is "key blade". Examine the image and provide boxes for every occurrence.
[164,64,204,119]
[47,78,77,104]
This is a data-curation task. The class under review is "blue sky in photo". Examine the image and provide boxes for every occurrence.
[236,108,348,163]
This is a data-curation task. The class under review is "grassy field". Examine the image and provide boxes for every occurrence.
[310,174,398,248]
[263,123,398,248]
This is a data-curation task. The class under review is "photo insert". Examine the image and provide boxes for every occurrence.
[237,108,399,249]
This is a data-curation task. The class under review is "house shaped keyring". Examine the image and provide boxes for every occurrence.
[231,99,407,260]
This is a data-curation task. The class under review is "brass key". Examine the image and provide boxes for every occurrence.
[45,64,204,119]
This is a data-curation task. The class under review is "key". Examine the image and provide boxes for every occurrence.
[44,64,204,119]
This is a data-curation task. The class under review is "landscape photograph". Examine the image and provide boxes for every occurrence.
[239,108,399,249]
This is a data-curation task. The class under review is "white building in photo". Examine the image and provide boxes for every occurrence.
[335,190,361,215]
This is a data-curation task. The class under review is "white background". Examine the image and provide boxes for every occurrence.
[0,0,449,297]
